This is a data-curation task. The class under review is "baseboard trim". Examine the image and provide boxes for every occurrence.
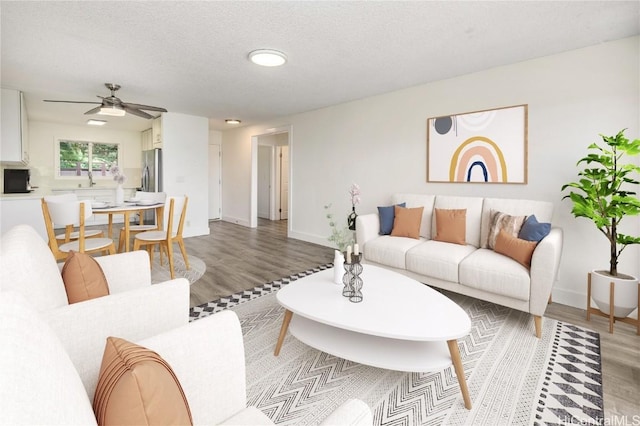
[184,226,210,238]
[552,287,587,310]
[288,230,334,248]
[221,216,251,228]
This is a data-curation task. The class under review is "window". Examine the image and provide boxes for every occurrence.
[56,139,121,179]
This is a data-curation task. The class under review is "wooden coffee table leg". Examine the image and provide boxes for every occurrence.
[447,339,472,410]
[274,309,293,356]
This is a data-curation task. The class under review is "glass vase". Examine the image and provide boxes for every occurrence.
[347,206,358,231]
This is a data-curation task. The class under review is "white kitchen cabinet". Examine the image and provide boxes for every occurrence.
[141,128,153,151]
[1,188,135,240]
[0,196,46,240]
[1,88,29,165]
[152,116,163,148]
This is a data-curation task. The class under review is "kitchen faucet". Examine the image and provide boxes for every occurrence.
[88,171,96,187]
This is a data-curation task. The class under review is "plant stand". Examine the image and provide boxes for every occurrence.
[586,272,640,335]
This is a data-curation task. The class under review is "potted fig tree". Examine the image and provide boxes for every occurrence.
[561,129,640,320]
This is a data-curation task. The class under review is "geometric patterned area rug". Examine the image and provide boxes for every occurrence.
[190,265,603,425]
[150,252,205,285]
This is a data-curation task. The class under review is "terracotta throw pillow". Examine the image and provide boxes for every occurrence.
[494,230,537,268]
[61,251,110,304]
[433,208,467,245]
[93,337,193,426]
[390,206,424,239]
[486,210,526,249]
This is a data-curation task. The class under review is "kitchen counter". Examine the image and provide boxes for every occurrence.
[51,186,139,191]
[0,186,138,199]
[1,186,138,238]
[0,193,43,200]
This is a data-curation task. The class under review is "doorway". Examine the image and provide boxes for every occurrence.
[277,146,289,220]
[208,144,221,220]
[257,145,271,219]
[251,126,291,229]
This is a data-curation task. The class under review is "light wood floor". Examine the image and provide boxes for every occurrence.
[185,219,334,307]
[182,218,639,420]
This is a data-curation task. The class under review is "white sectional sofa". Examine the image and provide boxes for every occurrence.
[356,194,563,338]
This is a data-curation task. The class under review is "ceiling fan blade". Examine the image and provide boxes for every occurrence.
[84,106,102,115]
[44,100,102,104]
[123,106,153,119]
[46,84,163,119]
[122,102,167,112]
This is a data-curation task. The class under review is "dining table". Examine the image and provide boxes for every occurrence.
[91,202,164,252]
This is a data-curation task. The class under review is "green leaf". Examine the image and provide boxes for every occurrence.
[561,129,640,267]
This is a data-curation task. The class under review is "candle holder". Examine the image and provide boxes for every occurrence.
[342,260,353,297]
[349,254,363,303]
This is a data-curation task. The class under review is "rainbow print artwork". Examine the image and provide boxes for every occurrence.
[449,136,507,182]
[427,105,527,184]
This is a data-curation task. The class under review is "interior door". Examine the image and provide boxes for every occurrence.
[257,146,271,219]
[208,144,221,220]
[279,146,289,220]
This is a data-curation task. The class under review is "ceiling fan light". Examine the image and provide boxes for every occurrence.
[248,49,287,67]
[98,105,126,117]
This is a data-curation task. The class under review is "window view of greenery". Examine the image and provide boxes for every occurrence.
[58,140,119,177]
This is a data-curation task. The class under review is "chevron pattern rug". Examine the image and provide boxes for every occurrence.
[190,265,603,425]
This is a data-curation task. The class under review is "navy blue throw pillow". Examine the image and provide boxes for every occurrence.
[378,202,406,235]
[518,215,551,242]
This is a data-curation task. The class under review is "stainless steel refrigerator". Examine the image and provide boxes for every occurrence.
[141,148,162,223]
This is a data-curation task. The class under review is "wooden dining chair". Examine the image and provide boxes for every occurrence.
[41,198,116,261]
[44,193,105,244]
[117,191,167,252]
[133,196,189,279]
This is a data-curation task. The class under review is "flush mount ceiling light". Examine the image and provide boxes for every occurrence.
[225,119,241,124]
[248,49,287,67]
[98,104,126,117]
[87,119,107,126]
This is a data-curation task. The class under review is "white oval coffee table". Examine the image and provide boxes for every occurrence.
[274,264,472,409]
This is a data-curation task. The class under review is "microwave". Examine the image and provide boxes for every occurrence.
[3,169,31,193]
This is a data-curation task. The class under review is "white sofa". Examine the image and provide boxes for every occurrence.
[356,194,563,338]
[0,225,372,425]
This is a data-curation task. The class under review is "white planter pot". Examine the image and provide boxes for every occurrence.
[590,269,639,318]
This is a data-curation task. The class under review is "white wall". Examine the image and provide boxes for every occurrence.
[222,36,640,309]
[162,112,209,237]
[209,130,222,146]
[26,121,142,191]
[221,127,254,226]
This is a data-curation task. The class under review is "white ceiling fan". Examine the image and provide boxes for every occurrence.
[44,83,167,119]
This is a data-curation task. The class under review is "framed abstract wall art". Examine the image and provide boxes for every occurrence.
[427,104,528,184]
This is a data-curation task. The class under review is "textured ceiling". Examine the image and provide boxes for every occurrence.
[1,1,639,132]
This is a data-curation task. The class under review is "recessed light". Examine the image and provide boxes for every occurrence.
[87,119,107,126]
[225,119,241,124]
[248,49,287,67]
